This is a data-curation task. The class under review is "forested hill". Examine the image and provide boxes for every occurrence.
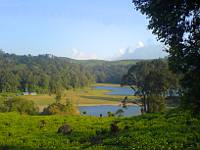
[69,59,139,83]
[0,52,95,93]
[0,51,139,94]
[69,59,139,66]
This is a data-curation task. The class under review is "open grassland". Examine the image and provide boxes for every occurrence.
[20,84,137,111]
[0,110,199,150]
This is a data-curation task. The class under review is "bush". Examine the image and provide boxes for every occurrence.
[42,98,78,115]
[0,96,39,115]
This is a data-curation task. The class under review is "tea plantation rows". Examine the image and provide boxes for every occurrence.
[0,110,200,150]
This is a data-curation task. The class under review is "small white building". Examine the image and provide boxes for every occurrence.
[23,92,29,95]
[30,92,37,96]
[22,92,37,96]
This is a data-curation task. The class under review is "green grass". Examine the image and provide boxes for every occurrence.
[92,83,121,87]
[0,110,200,150]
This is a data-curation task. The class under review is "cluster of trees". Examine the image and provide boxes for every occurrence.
[72,59,137,84]
[121,59,179,112]
[0,51,95,94]
[132,0,200,112]
[0,50,138,95]
[89,64,134,83]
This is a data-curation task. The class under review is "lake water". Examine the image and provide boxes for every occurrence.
[95,86,134,96]
[79,105,141,117]
[79,85,140,117]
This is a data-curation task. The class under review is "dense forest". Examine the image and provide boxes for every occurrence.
[0,50,138,94]
[0,50,95,94]
[71,59,138,83]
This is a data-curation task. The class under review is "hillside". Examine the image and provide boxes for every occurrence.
[0,51,140,87]
[0,52,95,93]
[68,59,139,84]
[68,59,139,67]
[0,110,199,150]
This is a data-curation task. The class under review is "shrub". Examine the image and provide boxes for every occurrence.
[42,98,78,115]
[0,96,39,115]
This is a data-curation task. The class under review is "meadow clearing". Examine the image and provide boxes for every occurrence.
[20,84,137,111]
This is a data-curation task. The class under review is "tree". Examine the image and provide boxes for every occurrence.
[132,0,200,111]
[0,69,19,92]
[144,68,169,112]
[121,60,178,112]
[121,61,152,112]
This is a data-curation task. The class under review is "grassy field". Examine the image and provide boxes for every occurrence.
[0,109,199,150]
[20,84,137,111]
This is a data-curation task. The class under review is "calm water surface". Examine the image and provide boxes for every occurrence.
[79,85,140,117]
[79,105,141,117]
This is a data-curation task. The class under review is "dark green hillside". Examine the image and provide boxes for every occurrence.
[0,51,95,93]
[69,59,139,67]
[69,59,139,83]
[0,110,199,150]
[0,51,140,86]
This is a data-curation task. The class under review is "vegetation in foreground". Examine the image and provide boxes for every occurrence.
[0,109,199,150]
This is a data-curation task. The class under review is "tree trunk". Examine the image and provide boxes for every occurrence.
[147,95,150,113]
[142,93,147,112]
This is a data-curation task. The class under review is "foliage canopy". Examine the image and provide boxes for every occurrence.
[132,0,200,110]
[121,59,179,112]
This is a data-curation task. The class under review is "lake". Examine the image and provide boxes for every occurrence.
[95,85,134,96]
[79,85,140,117]
[79,105,141,117]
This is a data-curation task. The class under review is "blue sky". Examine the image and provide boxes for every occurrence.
[0,0,167,60]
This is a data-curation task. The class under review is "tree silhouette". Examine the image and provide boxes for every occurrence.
[132,0,200,111]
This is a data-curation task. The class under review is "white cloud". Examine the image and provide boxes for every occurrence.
[71,48,97,60]
[136,41,145,48]
[111,44,168,60]
[119,48,126,55]
[111,48,126,59]
[127,47,134,53]
[112,47,135,59]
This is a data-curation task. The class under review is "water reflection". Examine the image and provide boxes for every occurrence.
[79,105,141,117]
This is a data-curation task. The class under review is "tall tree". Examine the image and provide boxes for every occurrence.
[132,0,200,110]
[121,60,179,112]
[121,61,150,112]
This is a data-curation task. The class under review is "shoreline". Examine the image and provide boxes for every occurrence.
[77,102,141,107]
[38,103,141,112]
